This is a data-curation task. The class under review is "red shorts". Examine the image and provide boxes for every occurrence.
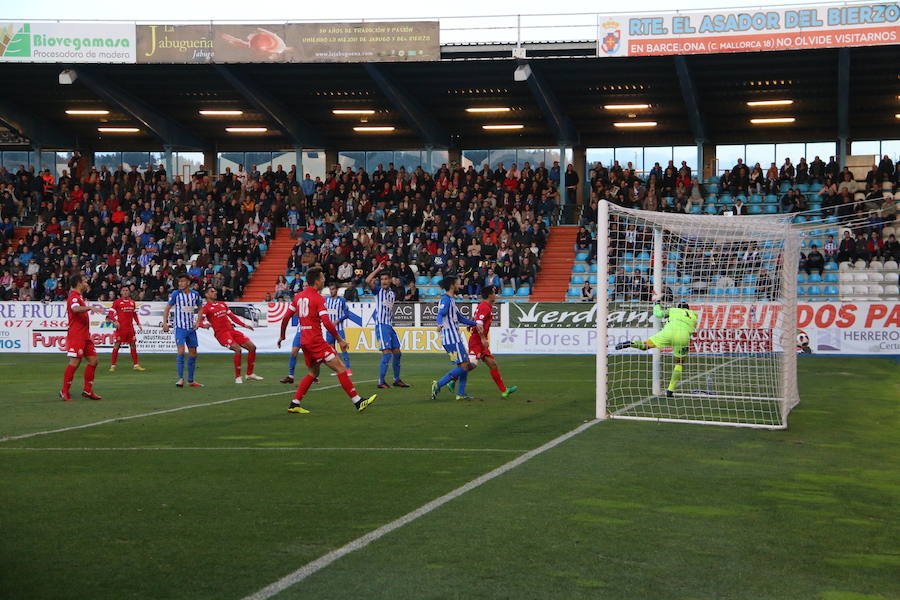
[66,336,97,358]
[467,336,492,361]
[114,329,136,345]
[215,328,249,348]
[301,337,336,367]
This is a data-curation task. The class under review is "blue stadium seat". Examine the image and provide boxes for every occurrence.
[516,287,530,297]
[707,175,720,183]
[779,181,791,193]
[807,285,822,296]
[501,287,514,297]
[765,204,778,214]
[665,262,677,272]
[668,251,681,261]
[709,287,724,296]
[800,239,808,249]
[809,203,821,212]
[705,204,718,215]
[765,194,778,203]
[426,287,438,297]
[744,274,757,284]
[719,194,733,205]
[825,215,839,224]
[742,286,756,296]
[431,275,442,285]
[665,275,677,285]
[808,228,822,237]
[749,194,762,204]
[706,194,717,203]
[607,275,616,284]
[823,261,838,271]
[824,273,838,283]
[571,275,585,285]
[809,182,823,192]
[797,273,806,284]
[797,183,810,193]
[622,264,634,274]
[589,276,597,284]
[286,275,294,284]
[416,275,429,286]
[824,285,839,296]
[624,251,635,260]
[575,252,588,261]
[797,285,806,296]
[676,286,691,296]
[793,215,807,224]
[213,265,222,273]
[749,205,763,215]
[567,287,580,297]
[247,264,254,273]
[735,194,747,204]
[638,251,651,261]
[573,264,586,274]
[259,243,267,253]
[825,228,839,238]
[808,273,823,283]
[726,287,740,296]
[690,204,702,214]
[680,274,692,284]
[589,264,597,273]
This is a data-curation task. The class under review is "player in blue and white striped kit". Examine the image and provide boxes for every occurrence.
[161,275,204,388]
[365,263,409,389]
[325,282,359,376]
[431,276,482,402]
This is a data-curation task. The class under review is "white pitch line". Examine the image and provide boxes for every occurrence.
[0,446,523,453]
[0,380,377,444]
[241,418,601,600]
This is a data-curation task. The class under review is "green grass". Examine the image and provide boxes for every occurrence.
[0,354,898,600]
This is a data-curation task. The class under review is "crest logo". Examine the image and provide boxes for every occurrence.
[600,20,621,55]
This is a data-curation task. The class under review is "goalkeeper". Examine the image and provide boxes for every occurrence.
[615,302,698,397]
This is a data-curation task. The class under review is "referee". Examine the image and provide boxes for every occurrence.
[162,275,204,387]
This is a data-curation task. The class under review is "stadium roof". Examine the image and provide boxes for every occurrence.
[0,44,896,152]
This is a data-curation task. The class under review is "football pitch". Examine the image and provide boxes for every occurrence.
[1,354,898,600]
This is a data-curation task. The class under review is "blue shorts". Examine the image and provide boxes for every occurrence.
[375,324,400,351]
[443,341,468,365]
[325,327,345,346]
[175,327,198,349]
[292,330,302,349]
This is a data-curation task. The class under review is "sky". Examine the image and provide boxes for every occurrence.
[4,0,832,22]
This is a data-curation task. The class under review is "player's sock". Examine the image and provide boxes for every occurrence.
[110,346,119,367]
[668,364,683,392]
[233,352,242,377]
[294,374,315,401]
[83,364,96,392]
[490,368,507,393]
[457,371,469,396]
[130,346,139,365]
[62,364,76,394]
[288,353,297,377]
[247,349,256,375]
[176,354,185,379]
[342,352,351,369]
[391,352,402,381]
[187,356,196,382]
[337,371,357,400]
[379,353,390,384]
[631,340,647,350]
[438,366,467,389]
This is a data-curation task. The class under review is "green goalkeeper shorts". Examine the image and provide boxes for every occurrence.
[650,326,692,359]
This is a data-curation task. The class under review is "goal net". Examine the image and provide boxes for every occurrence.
[596,200,801,429]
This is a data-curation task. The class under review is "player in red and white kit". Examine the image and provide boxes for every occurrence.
[468,285,517,398]
[197,287,263,384]
[60,273,107,401]
[107,287,145,372]
[278,267,377,414]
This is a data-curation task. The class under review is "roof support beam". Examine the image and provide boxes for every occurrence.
[520,61,579,146]
[0,101,76,149]
[72,66,206,150]
[674,56,707,144]
[363,63,448,148]
[837,48,850,162]
[214,64,324,148]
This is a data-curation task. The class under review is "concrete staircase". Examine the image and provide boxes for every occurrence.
[531,226,580,302]
[239,228,295,301]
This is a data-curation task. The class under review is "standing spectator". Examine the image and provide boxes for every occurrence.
[564,164,579,204]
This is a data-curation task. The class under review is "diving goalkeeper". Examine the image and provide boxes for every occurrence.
[615,302,698,397]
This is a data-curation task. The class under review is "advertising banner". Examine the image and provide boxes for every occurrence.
[0,300,896,355]
[136,21,439,63]
[0,22,135,63]
[598,3,900,57]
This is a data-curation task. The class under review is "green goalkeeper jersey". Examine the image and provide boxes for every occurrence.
[653,304,698,334]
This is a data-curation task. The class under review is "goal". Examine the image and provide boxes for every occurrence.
[595,200,801,429]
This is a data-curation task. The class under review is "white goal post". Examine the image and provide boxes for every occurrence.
[595,200,801,429]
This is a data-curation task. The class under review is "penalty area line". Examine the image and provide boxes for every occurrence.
[240,418,601,600]
[0,446,524,454]
[0,379,378,444]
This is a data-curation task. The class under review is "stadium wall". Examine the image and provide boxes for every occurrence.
[0,301,897,355]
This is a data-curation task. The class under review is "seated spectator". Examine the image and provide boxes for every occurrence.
[805,244,825,276]
[343,281,359,302]
[274,275,290,300]
[581,281,594,302]
[404,281,420,301]
[883,234,900,262]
